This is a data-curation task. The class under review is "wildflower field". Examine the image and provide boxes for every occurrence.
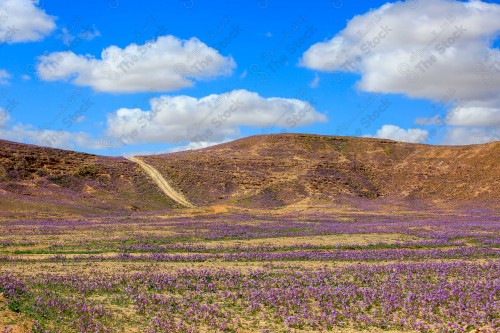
[0,209,498,332]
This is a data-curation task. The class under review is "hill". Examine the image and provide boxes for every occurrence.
[0,134,498,217]
[0,139,175,218]
[139,134,500,210]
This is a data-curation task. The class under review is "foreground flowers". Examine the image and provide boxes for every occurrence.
[1,261,498,332]
[0,211,498,332]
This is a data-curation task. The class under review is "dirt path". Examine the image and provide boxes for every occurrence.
[127,157,195,208]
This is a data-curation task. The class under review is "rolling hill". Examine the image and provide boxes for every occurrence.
[0,134,498,217]
[0,139,174,218]
[140,134,500,209]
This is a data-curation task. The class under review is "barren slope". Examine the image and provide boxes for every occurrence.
[140,134,500,209]
[1,134,498,216]
[0,140,179,217]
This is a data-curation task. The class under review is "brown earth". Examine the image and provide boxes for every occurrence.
[0,139,178,217]
[1,134,499,216]
[0,294,31,333]
[127,156,195,208]
[140,134,500,210]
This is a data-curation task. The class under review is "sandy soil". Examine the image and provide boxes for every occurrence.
[127,156,195,208]
[0,294,31,333]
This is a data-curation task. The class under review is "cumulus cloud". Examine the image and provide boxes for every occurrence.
[36,35,236,93]
[0,0,56,43]
[0,109,103,150]
[0,70,11,85]
[442,126,500,145]
[368,124,429,143]
[301,0,500,144]
[446,106,500,126]
[0,125,104,150]
[106,89,327,145]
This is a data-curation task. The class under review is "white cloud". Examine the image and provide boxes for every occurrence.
[74,115,85,123]
[36,35,236,93]
[415,115,443,125]
[58,27,74,46]
[369,124,429,143]
[79,26,101,41]
[446,106,500,126]
[0,70,11,85]
[309,73,320,88]
[0,124,104,150]
[58,26,101,47]
[106,89,327,145]
[442,126,500,145]
[168,139,232,153]
[0,109,103,150]
[0,0,56,43]
[122,140,229,157]
[301,0,500,143]
[0,108,10,127]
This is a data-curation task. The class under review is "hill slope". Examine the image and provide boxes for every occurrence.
[0,134,498,216]
[140,134,500,209]
[0,139,177,217]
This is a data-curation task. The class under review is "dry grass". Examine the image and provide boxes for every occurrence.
[1,258,492,277]
[0,294,32,333]
[198,233,421,248]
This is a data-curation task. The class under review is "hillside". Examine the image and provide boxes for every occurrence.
[140,134,500,209]
[0,139,176,218]
[0,134,499,217]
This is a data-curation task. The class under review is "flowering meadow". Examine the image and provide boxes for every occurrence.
[0,211,498,332]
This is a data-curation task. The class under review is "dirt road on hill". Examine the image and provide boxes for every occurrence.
[127,157,195,208]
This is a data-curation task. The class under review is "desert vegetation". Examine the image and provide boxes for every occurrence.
[0,208,498,332]
[0,135,498,332]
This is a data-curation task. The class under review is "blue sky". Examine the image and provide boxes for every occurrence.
[0,0,499,155]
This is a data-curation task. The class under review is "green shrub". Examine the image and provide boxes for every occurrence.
[75,165,99,178]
